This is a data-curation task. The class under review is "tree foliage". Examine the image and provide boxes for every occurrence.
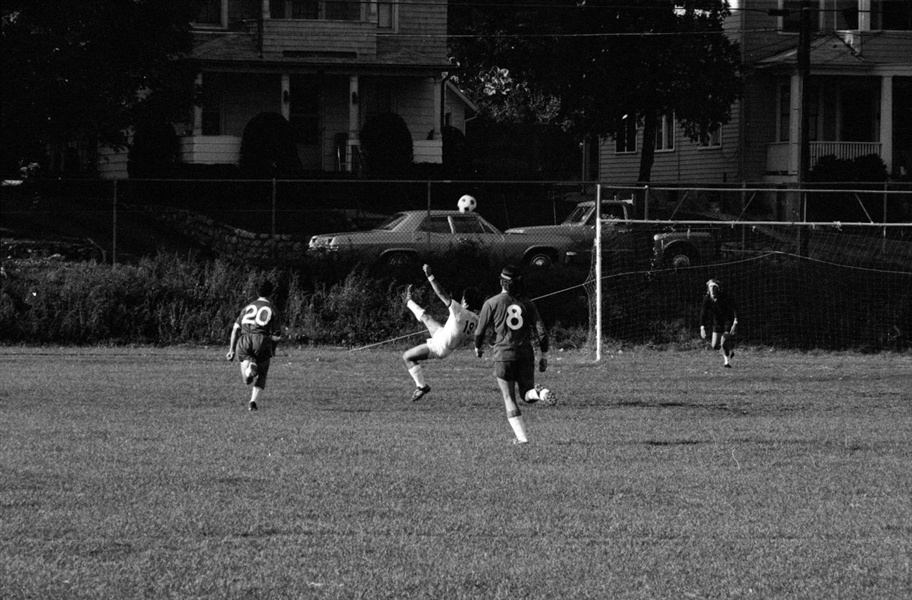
[448,0,742,182]
[1,0,197,175]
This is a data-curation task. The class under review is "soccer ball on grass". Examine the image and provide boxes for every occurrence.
[457,194,477,213]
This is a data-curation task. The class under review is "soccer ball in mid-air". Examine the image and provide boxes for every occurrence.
[457,194,477,213]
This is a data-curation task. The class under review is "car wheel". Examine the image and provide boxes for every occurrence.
[665,246,698,269]
[526,251,555,269]
[384,252,415,268]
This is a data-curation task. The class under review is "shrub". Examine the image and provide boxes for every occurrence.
[128,118,179,179]
[360,113,413,179]
[239,112,302,178]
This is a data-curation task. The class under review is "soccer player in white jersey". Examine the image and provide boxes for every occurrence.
[403,264,483,401]
[226,279,282,411]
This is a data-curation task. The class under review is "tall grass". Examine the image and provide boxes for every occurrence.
[0,254,590,347]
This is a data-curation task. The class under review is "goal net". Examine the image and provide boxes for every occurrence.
[585,189,912,355]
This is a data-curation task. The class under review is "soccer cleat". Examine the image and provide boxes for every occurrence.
[411,385,431,402]
[513,439,529,445]
[248,400,258,411]
[536,384,558,406]
[723,363,732,369]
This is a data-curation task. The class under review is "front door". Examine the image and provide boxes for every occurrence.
[290,76,322,171]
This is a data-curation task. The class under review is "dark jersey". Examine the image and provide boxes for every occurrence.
[474,292,547,362]
[235,298,281,337]
[700,292,738,328]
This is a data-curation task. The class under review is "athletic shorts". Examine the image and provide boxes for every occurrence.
[237,333,274,389]
[494,359,535,397]
[712,321,734,334]
[425,336,454,359]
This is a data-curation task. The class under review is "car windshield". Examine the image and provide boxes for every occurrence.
[602,204,628,220]
[562,205,592,225]
[376,213,408,231]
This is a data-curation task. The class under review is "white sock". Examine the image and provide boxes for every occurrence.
[409,365,426,387]
[508,415,528,442]
[407,300,425,321]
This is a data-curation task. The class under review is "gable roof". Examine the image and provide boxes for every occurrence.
[756,33,871,72]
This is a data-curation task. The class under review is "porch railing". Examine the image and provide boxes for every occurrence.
[767,141,882,174]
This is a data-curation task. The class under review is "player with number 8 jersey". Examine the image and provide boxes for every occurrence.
[474,265,556,445]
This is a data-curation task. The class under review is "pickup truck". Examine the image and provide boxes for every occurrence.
[505,198,720,269]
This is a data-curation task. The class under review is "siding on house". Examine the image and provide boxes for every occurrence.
[598,1,912,185]
[261,20,377,58]
[97,146,129,179]
[180,136,242,164]
[598,104,743,184]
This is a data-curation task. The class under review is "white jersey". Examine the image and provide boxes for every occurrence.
[426,301,479,358]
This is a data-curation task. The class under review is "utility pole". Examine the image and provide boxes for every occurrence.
[797,0,812,255]
[798,0,811,187]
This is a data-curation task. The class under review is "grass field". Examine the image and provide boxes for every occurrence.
[1,346,910,599]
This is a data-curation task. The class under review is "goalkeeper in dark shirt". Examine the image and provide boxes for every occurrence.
[699,279,739,368]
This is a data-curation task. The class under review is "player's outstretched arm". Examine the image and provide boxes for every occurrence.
[423,264,452,306]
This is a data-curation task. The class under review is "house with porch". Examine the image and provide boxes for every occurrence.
[100,0,470,178]
[596,0,911,190]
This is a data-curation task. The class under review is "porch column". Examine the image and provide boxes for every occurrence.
[281,74,291,121]
[432,75,442,140]
[347,75,360,172]
[880,75,893,176]
[193,73,204,135]
[261,0,270,19]
[788,73,802,176]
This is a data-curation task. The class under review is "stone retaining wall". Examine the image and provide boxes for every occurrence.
[145,205,311,264]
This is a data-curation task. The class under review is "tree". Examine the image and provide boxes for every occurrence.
[1,0,197,176]
[448,0,742,183]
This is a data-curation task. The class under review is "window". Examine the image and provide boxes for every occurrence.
[452,216,487,234]
[287,1,361,21]
[700,126,722,149]
[291,1,319,19]
[418,216,452,234]
[871,0,912,30]
[194,0,222,25]
[779,0,820,33]
[655,113,675,152]
[201,83,221,135]
[779,84,791,142]
[615,111,637,153]
[325,0,360,21]
[827,0,860,30]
